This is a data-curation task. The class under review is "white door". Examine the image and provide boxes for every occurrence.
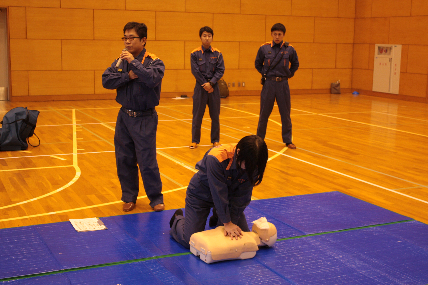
[373,57,391,93]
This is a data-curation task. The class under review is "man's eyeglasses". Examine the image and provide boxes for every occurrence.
[121,36,141,41]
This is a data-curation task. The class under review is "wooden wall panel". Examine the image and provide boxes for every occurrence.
[241,0,291,15]
[352,44,370,70]
[156,12,213,41]
[411,0,428,16]
[312,68,352,89]
[336,44,353,69]
[355,0,372,18]
[291,0,339,17]
[400,45,409,73]
[406,45,428,74]
[352,69,373,90]
[213,42,240,70]
[29,71,94,96]
[94,10,156,40]
[0,0,59,7]
[161,69,195,93]
[149,41,185,70]
[354,18,389,44]
[371,0,411,17]
[293,43,337,69]
[62,40,124,71]
[399,73,427,97]
[126,0,185,12]
[338,0,355,18]
[221,69,262,92]
[265,16,314,43]
[27,8,93,39]
[10,71,28,96]
[314,18,354,43]
[214,14,265,42]
[390,16,428,45]
[61,0,125,9]
[186,0,240,14]
[239,42,261,69]
[289,68,312,89]
[8,7,26,39]
[95,70,116,94]
[368,44,375,70]
[10,39,62,70]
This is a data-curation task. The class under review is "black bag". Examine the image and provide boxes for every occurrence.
[218,79,229,98]
[331,80,341,94]
[0,107,40,151]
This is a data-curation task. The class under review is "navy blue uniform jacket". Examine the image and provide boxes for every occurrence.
[255,41,299,78]
[191,46,225,85]
[102,48,165,110]
[191,144,253,225]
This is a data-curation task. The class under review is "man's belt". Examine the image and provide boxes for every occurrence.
[267,76,288,82]
[121,107,154,117]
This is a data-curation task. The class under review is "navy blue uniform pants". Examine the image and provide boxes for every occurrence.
[170,176,249,249]
[191,83,220,144]
[257,80,292,144]
[114,109,163,208]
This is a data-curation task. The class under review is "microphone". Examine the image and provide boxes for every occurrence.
[115,48,128,69]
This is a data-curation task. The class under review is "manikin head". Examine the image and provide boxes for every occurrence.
[252,217,278,247]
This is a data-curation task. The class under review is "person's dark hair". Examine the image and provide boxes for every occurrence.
[271,23,286,34]
[199,26,214,37]
[123,22,147,39]
[236,135,268,186]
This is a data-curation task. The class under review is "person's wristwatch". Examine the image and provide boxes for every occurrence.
[209,81,214,87]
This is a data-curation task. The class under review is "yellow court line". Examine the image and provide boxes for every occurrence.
[268,147,287,161]
[0,186,187,222]
[0,110,82,210]
[221,106,282,126]
[51,155,67,161]
[0,165,72,172]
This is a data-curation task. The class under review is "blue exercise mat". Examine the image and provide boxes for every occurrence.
[9,220,428,285]
[0,192,415,281]
[248,191,410,234]
[0,227,62,279]
[255,220,428,284]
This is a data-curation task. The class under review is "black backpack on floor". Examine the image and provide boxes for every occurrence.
[218,79,229,98]
[0,107,40,151]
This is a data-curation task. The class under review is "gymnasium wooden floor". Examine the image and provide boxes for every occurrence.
[0,93,427,230]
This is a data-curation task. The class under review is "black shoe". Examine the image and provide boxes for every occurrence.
[169,209,183,228]
[209,208,218,228]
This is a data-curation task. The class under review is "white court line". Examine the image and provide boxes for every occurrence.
[0,110,81,210]
[269,149,428,205]
[293,108,428,138]
[0,187,187,222]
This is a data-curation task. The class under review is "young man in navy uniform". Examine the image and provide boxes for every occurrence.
[102,22,164,213]
[189,26,225,149]
[255,23,299,149]
[170,135,269,248]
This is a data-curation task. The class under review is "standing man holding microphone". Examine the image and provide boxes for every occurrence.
[102,22,165,213]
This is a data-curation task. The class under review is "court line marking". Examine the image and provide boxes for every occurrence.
[0,165,72,172]
[293,108,428,138]
[0,187,187,222]
[221,105,282,126]
[0,110,81,211]
[269,148,428,205]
